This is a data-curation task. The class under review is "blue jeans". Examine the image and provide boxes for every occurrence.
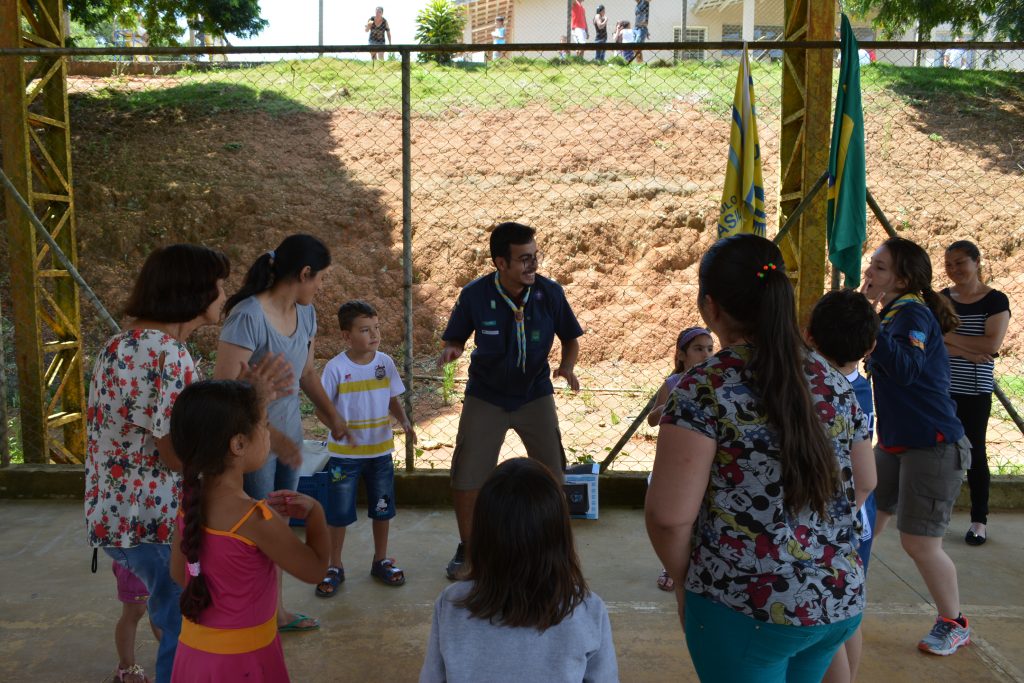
[244,454,300,501]
[104,544,182,683]
[684,591,861,683]
[595,38,606,61]
[325,455,397,527]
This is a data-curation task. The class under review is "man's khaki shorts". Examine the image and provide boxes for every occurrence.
[450,394,566,491]
[874,436,971,537]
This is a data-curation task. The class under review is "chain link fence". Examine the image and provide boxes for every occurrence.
[1,41,1022,476]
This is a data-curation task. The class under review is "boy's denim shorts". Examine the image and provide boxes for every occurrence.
[325,454,397,527]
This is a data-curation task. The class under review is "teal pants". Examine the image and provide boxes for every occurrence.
[684,591,862,683]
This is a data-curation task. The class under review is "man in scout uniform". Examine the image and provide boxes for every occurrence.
[438,221,583,579]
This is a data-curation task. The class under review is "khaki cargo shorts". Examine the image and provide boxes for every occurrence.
[874,436,971,537]
[450,394,566,490]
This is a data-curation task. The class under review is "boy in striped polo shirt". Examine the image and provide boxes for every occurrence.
[315,300,416,596]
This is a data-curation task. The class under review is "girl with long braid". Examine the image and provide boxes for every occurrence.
[169,380,330,682]
[646,234,874,682]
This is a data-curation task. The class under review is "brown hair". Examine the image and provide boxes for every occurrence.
[171,380,264,623]
[699,234,839,517]
[124,245,229,323]
[883,237,959,334]
[458,458,587,630]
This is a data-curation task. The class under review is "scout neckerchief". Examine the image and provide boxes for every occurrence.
[493,272,530,372]
[866,292,925,378]
[880,292,925,328]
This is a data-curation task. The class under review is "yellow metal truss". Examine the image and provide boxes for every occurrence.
[779,0,835,324]
[0,0,86,463]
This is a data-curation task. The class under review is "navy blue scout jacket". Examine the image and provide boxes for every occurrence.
[442,273,584,411]
[867,295,964,449]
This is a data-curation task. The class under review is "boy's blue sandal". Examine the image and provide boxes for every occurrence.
[371,558,406,586]
[278,613,320,633]
[315,565,344,597]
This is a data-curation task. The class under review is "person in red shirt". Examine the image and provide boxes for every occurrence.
[571,0,588,57]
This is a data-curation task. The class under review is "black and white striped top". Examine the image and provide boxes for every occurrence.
[940,288,1011,395]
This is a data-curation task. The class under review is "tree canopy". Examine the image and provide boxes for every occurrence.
[67,0,268,45]
[848,0,1023,41]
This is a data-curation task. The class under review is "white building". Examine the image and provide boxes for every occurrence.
[460,0,877,62]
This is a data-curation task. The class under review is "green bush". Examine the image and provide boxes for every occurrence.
[414,0,467,66]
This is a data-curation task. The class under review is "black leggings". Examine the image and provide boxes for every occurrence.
[953,392,992,524]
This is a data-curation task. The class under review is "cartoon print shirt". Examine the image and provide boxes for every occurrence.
[321,351,405,458]
[85,329,195,547]
[662,345,868,626]
[867,294,964,448]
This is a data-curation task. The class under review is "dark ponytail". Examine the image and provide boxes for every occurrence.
[225,234,331,314]
[170,380,264,623]
[698,235,839,517]
[883,237,960,334]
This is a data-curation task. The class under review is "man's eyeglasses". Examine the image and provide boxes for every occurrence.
[514,252,542,267]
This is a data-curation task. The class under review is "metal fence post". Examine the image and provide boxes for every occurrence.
[0,294,8,468]
[402,47,415,471]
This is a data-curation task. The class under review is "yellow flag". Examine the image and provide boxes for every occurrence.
[718,47,766,239]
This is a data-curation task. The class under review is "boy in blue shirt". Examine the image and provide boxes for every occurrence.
[315,301,415,596]
[808,289,879,683]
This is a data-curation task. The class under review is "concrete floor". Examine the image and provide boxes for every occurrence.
[1,501,1022,682]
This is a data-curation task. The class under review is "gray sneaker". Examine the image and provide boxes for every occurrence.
[918,615,970,656]
[445,542,465,581]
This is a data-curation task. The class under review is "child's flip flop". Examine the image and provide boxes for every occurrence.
[278,613,320,633]
[315,565,344,598]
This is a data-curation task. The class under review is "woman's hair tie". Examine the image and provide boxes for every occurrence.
[187,561,201,577]
[266,249,276,264]
[756,262,778,279]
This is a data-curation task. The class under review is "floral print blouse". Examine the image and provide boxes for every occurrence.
[663,345,869,626]
[85,329,195,547]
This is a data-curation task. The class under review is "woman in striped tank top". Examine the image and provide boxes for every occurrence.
[941,240,1011,546]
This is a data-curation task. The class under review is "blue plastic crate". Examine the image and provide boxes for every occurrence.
[288,470,330,528]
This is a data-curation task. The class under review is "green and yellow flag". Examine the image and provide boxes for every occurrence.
[827,14,867,287]
[717,46,766,239]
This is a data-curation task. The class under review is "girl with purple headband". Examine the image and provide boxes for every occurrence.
[647,326,715,591]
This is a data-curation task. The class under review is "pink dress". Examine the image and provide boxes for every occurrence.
[171,501,289,682]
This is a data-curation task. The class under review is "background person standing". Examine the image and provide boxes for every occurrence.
[940,240,1010,546]
[571,0,588,58]
[438,221,583,580]
[593,5,608,62]
[633,0,650,63]
[366,6,392,62]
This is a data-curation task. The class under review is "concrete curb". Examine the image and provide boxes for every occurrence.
[2,465,1024,509]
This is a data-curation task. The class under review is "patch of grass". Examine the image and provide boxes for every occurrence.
[861,63,1024,107]
[69,57,1024,122]
[440,361,456,406]
[300,394,316,417]
[996,374,1024,401]
[4,418,23,465]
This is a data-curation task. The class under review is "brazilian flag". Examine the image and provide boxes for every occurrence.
[717,46,766,239]
[827,14,867,287]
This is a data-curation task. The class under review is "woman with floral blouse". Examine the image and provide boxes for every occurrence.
[85,245,288,683]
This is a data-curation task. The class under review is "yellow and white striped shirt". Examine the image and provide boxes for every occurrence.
[321,351,405,458]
